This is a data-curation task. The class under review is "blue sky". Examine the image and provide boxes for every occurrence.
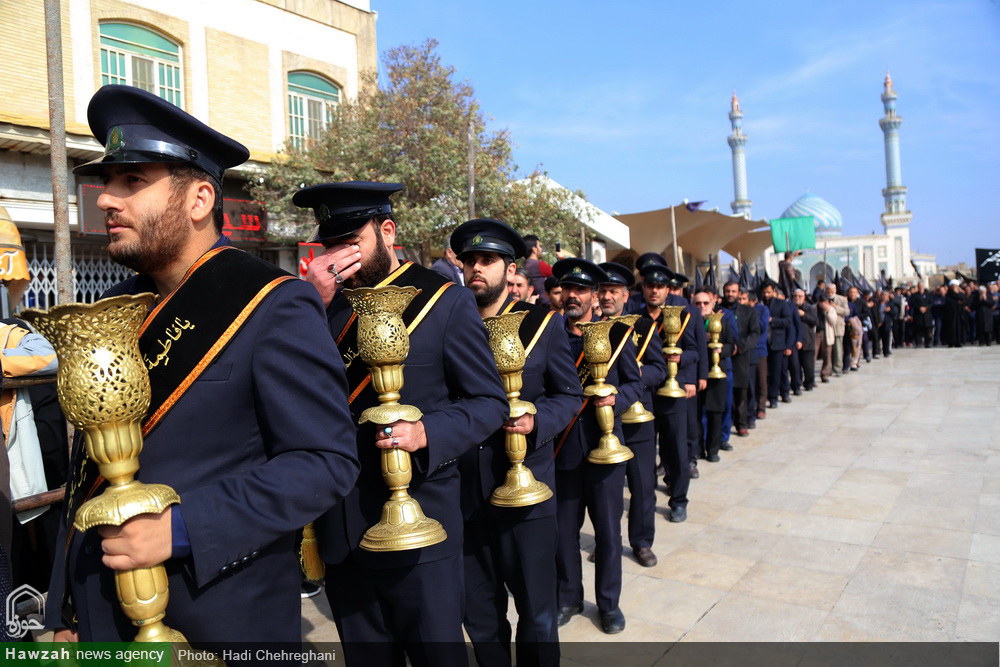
[370,0,999,267]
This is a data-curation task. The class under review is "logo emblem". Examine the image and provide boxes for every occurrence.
[472,234,483,245]
[6,584,45,639]
[107,126,125,152]
[318,204,330,221]
[572,266,583,274]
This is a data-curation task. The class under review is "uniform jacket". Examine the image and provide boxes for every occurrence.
[555,318,642,471]
[46,244,361,644]
[626,314,667,411]
[316,263,508,569]
[459,299,581,522]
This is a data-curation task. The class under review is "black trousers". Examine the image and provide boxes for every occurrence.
[787,346,802,393]
[754,357,768,412]
[325,554,468,667]
[463,512,559,667]
[555,463,626,613]
[732,385,749,429]
[880,324,893,355]
[654,396,689,509]
[767,350,786,400]
[624,420,656,551]
[799,347,816,389]
[685,395,700,464]
[913,322,931,348]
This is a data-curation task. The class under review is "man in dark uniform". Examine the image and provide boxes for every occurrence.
[45,85,361,645]
[692,290,735,462]
[551,259,641,635]
[622,252,668,315]
[665,270,707,482]
[451,219,581,667]
[297,183,508,667]
[636,264,702,523]
[597,262,666,567]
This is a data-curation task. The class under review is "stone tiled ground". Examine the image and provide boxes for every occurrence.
[304,345,1000,643]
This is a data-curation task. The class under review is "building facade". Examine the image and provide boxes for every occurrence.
[0,0,377,307]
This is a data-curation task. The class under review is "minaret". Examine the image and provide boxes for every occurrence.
[878,72,913,278]
[727,92,752,217]
[879,72,911,226]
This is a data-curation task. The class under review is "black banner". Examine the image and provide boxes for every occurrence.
[976,248,1000,283]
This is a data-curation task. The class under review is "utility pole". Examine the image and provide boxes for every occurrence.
[466,106,476,219]
[45,0,73,304]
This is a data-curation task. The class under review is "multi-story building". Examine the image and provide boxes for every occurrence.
[0,0,377,307]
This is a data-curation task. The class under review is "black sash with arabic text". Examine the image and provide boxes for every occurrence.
[138,246,293,435]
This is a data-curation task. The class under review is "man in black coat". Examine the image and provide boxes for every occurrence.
[720,282,760,436]
[299,183,509,667]
[552,259,642,635]
[598,262,667,569]
[46,85,361,647]
[452,219,581,667]
[761,281,793,409]
[908,283,933,349]
[791,289,817,390]
[879,291,898,356]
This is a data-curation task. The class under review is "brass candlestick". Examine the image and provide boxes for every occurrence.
[483,310,552,507]
[22,295,187,643]
[343,286,447,552]
[656,305,687,398]
[611,314,655,424]
[707,312,727,379]
[577,320,633,465]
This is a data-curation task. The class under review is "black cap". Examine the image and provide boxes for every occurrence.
[293,182,404,242]
[74,85,249,181]
[450,218,527,261]
[639,262,673,286]
[598,262,635,288]
[636,252,668,271]
[552,258,609,289]
[669,271,690,288]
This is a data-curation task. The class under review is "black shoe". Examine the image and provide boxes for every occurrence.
[780,395,791,403]
[557,602,584,627]
[600,608,626,634]
[668,506,687,523]
[633,546,658,567]
[793,388,802,396]
[689,461,699,479]
[850,367,858,372]
[706,453,720,462]
[301,581,322,599]
[720,442,734,450]
[821,377,829,383]
[768,399,778,409]
[587,551,596,563]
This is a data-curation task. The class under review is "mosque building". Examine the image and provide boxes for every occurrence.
[754,74,937,287]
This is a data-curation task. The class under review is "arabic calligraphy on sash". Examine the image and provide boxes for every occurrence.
[143,317,195,369]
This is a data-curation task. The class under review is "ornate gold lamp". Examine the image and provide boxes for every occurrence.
[611,314,655,424]
[22,295,187,643]
[342,286,447,552]
[707,312,727,379]
[577,320,634,465]
[483,310,552,507]
[656,305,687,398]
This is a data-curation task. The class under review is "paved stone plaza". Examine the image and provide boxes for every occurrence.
[303,345,1000,644]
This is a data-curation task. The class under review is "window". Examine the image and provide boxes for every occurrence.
[100,22,182,106]
[287,72,340,149]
